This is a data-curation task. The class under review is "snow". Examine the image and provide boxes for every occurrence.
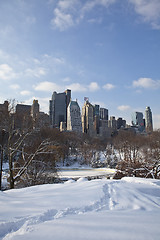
[58,167,116,179]
[0,177,160,240]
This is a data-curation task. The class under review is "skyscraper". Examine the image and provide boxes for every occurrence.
[100,108,108,121]
[108,116,117,130]
[81,100,94,135]
[31,100,39,119]
[67,100,82,132]
[117,117,126,129]
[131,111,144,132]
[93,105,100,135]
[49,89,71,128]
[145,106,153,132]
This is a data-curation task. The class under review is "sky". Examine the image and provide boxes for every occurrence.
[0,0,160,129]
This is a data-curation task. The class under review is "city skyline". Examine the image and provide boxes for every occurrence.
[0,0,160,129]
[0,91,153,134]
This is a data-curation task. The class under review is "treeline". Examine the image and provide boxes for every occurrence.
[112,130,160,179]
[0,126,107,190]
[0,100,159,190]
[1,127,160,190]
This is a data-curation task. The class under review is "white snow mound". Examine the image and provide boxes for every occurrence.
[0,177,160,240]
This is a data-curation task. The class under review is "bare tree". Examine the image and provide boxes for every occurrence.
[142,131,160,179]
[113,131,145,177]
[0,100,63,189]
[0,129,8,190]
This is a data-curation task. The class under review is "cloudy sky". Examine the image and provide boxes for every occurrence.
[0,0,160,129]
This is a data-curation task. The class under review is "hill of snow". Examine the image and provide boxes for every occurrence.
[0,177,160,240]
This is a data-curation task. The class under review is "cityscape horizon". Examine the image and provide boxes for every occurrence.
[0,88,155,133]
[0,1,160,129]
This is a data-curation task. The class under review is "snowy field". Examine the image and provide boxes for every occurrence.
[0,177,160,240]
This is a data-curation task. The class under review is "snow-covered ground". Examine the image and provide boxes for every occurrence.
[0,177,160,240]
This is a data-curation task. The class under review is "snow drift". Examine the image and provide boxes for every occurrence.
[0,177,160,240]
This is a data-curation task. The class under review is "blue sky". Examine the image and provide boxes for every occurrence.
[0,0,160,129]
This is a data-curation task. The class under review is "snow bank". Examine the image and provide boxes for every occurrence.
[0,178,160,240]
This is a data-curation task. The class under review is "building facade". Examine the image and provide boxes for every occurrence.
[131,111,144,132]
[81,100,94,136]
[145,106,153,132]
[100,108,108,121]
[31,100,39,119]
[93,105,100,135]
[67,101,82,132]
[117,117,126,129]
[0,101,9,130]
[49,89,71,128]
[108,116,117,130]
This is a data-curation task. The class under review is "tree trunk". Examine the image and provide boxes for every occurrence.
[0,147,3,190]
[9,154,14,189]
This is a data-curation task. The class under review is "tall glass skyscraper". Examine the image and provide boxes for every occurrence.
[145,106,153,132]
[100,108,108,121]
[67,101,82,132]
[49,89,71,128]
[131,111,144,132]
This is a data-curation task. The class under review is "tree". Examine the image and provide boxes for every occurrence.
[0,129,8,190]
[0,100,64,189]
[113,131,145,177]
[142,131,160,179]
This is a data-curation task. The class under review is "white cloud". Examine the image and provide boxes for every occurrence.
[23,97,50,113]
[88,18,102,24]
[20,90,32,96]
[67,82,100,92]
[82,0,116,13]
[34,81,64,92]
[92,101,107,108]
[35,81,100,93]
[129,0,160,29]
[88,82,100,92]
[51,0,116,31]
[0,64,17,80]
[57,0,79,11]
[66,83,87,92]
[118,105,131,111]
[133,78,160,89]
[25,67,46,78]
[38,97,50,113]
[103,83,115,90]
[10,84,20,90]
[51,8,74,31]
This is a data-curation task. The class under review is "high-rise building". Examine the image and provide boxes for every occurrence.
[30,100,49,129]
[67,101,82,132]
[81,100,94,135]
[16,104,31,115]
[131,111,144,132]
[145,106,153,132]
[117,118,126,129]
[49,89,71,128]
[100,108,108,121]
[93,104,100,117]
[93,105,100,135]
[108,116,117,130]
[0,101,9,130]
[15,104,32,130]
[31,100,39,119]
